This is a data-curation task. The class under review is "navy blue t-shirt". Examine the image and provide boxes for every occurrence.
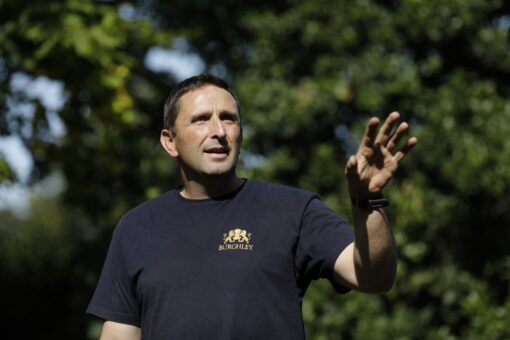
[87,180,354,339]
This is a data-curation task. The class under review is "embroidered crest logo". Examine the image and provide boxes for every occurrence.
[219,228,254,251]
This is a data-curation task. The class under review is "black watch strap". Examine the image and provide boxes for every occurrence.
[351,195,389,210]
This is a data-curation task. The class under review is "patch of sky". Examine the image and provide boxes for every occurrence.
[240,151,266,169]
[0,172,66,219]
[8,72,67,139]
[145,38,206,81]
[494,15,510,29]
[1,72,68,195]
[118,3,137,20]
[334,124,357,155]
[0,136,33,183]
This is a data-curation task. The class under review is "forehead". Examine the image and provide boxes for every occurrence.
[178,85,238,115]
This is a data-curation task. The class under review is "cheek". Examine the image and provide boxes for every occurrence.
[180,128,207,144]
[229,126,242,142]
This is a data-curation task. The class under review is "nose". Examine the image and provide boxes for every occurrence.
[209,115,226,138]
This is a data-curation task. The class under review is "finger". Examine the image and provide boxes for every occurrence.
[360,117,380,149]
[394,137,418,163]
[387,122,409,151]
[375,111,400,146]
[344,155,358,176]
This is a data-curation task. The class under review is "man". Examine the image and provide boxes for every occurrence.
[87,74,417,339]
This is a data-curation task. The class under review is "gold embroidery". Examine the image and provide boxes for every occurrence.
[219,228,253,251]
[223,228,251,244]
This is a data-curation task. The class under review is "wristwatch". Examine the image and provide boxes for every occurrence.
[350,195,389,210]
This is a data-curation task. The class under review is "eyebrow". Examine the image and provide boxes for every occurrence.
[190,109,239,119]
[219,110,240,118]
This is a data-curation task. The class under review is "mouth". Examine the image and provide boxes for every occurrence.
[204,146,229,156]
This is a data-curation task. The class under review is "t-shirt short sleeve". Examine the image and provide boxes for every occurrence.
[86,235,141,326]
[295,197,355,294]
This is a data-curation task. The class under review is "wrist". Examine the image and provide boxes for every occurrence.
[350,193,389,210]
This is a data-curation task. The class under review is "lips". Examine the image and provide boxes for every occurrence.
[204,146,229,154]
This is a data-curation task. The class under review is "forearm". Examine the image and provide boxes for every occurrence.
[340,111,415,293]
[351,206,397,293]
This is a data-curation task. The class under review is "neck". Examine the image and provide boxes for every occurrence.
[179,168,244,200]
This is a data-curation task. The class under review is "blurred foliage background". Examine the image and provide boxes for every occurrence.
[1,0,510,338]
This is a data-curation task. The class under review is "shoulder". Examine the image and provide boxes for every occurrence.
[244,180,319,207]
[247,179,315,196]
[124,190,177,219]
[113,190,178,240]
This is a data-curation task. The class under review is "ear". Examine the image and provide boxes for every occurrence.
[160,129,179,158]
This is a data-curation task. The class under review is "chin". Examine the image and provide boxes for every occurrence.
[203,169,233,177]
[202,164,237,177]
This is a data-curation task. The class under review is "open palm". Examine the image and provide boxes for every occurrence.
[345,112,417,199]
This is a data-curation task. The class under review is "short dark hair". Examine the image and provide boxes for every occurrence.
[163,74,241,133]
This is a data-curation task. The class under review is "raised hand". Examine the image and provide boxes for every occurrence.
[345,111,417,199]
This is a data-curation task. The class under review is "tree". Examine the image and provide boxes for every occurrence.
[1,0,510,338]
[149,0,510,337]
[234,1,510,338]
[0,191,95,338]
[0,1,176,338]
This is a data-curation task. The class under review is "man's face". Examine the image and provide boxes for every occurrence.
[163,85,242,177]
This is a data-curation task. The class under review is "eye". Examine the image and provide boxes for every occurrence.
[221,113,239,123]
[191,114,209,123]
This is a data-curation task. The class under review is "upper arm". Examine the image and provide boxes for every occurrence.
[334,241,396,294]
[99,321,141,340]
[333,242,359,290]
